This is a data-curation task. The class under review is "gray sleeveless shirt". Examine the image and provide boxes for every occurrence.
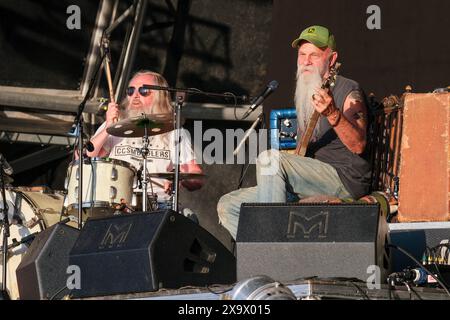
[306,75,371,198]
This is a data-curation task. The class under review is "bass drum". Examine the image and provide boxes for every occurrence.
[0,188,64,299]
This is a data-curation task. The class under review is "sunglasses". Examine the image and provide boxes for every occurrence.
[126,86,151,97]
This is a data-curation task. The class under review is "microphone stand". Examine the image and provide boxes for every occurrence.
[69,48,107,230]
[0,164,10,299]
[233,112,264,156]
[172,93,185,212]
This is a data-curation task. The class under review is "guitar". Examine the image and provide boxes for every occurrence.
[295,62,341,157]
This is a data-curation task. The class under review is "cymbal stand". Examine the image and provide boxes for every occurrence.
[140,121,150,212]
[0,165,10,299]
[172,93,185,213]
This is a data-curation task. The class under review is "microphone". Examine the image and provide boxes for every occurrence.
[403,268,428,285]
[0,153,13,176]
[242,80,279,119]
[388,268,428,286]
[0,232,39,252]
[84,141,95,153]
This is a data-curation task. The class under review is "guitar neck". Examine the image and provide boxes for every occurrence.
[295,110,320,156]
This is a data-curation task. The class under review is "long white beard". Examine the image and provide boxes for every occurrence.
[121,102,153,119]
[294,65,324,142]
[121,101,169,146]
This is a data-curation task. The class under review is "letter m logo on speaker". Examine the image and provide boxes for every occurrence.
[100,222,133,249]
[286,211,329,239]
[236,203,389,282]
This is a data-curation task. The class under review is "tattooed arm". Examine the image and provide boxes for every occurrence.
[313,89,367,154]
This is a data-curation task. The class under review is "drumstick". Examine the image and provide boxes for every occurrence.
[102,38,118,123]
[105,58,115,104]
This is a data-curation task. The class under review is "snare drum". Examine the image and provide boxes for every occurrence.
[0,188,64,300]
[65,158,137,218]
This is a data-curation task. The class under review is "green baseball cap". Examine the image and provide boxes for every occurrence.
[291,25,336,50]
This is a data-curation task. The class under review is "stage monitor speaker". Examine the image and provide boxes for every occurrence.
[236,203,389,283]
[16,223,80,300]
[69,210,236,298]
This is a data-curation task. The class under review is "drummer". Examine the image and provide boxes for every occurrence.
[87,70,203,206]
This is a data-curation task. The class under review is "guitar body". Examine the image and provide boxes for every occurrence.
[295,110,320,156]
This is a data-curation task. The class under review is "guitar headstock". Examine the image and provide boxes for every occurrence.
[323,62,341,89]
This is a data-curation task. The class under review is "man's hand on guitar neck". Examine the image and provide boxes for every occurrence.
[312,88,367,154]
[312,88,337,116]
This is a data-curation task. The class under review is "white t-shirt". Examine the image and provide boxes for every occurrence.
[93,122,196,200]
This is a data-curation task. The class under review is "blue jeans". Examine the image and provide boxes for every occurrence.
[217,149,352,239]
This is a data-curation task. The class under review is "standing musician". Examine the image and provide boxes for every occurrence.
[87,70,203,207]
[217,25,372,239]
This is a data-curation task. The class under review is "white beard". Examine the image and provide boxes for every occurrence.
[294,65,324,142]
[121,101,153,119]
[121,101,169,146]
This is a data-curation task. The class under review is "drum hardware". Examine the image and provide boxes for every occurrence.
[1,160,11,300]
[23,216,41,229]
[106,114,174,212]
[59,215,79,226]
[134,163,163,212]
[142,124,150,212]
[146,172,206,180]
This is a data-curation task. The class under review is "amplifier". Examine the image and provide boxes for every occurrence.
[69,210,236,298]
[269,108,297,150]
[236,203,389,283]
[398,93,450,222]
[388,221,450,272]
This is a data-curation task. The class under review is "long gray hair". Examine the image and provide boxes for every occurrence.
[121,70,174,146]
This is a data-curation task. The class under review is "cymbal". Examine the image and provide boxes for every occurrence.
[147,172,206,180]
[106,113,174,137]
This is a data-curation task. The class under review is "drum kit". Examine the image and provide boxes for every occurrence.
[0,187,66,299]
[65,113,205,220]
[0,113,205,299]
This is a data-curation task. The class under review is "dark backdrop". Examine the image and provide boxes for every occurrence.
[264,0,450,114]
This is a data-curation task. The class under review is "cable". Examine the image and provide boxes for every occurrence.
[206,284,235,295]
[237,163,251,190]
[425,245,450,288]
[387,244,450,297]
[387,280,393,300]
[431,243,450,262]
[49,284,70,300]
[348,281,370,300]
[220,92,239,121]
[403,281,422,300]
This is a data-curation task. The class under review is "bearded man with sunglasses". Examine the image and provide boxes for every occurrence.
[88,70,203,208]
